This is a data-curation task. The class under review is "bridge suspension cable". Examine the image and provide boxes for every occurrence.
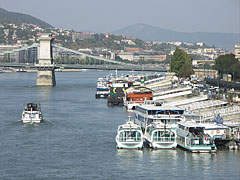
[52,44,138,66]
[0,43,39,56]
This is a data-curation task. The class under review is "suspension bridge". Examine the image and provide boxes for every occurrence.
[0,34,167,86]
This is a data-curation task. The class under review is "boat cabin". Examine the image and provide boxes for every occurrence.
[135,104,184,128]
[24,102,41,112]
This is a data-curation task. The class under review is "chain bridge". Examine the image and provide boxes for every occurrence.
[0,34,167,86]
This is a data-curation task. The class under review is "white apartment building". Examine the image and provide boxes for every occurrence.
[234,44,240,60]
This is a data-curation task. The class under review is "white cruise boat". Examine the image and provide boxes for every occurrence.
[116,120,144,149]
[144,123,177,149]
[176,121,217,153]
[21,102,43,123]
[95,78,110,98]
[134,103,184,130]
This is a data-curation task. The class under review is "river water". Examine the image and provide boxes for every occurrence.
[0,71,239,180]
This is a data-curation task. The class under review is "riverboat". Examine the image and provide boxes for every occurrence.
[21,102,43,123]
[95,78,110,98]
[134,103,184,130]
[144,122,177,149]
[116,120,144,149]
[124,87,153,110]
[107,79,130,106]
[176,121,217,153]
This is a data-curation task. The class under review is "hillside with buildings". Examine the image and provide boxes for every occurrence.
[113,23,239,50]
[0,21,236,67]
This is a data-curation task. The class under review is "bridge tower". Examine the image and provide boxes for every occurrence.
[36,33,56,86]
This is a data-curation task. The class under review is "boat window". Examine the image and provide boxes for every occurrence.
[119,131,141,142]
[153,110,184,115]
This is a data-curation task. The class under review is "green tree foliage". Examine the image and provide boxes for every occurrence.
[214,53,240,80]
[178,64,194,78]
[170,48,194,78]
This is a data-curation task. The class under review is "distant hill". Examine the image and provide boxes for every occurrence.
[0,7,53,28]
[113,23,239,50]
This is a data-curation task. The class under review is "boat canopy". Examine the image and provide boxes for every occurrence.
[24,102,41,110]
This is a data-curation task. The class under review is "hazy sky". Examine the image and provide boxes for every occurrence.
[0,0,239,33]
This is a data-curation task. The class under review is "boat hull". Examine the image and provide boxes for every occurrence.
[116,140,143,149]
[21,112,43,123]
[177,143,217,153]
[145,138,177,149]
[95,93,108,98]
[22,118,43,123]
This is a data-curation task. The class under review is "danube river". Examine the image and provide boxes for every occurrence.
[0,71,239,180]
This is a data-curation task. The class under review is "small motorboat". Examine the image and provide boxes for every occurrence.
[21,102,43,123]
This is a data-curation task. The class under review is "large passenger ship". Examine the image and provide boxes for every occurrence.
[134,103,184,130]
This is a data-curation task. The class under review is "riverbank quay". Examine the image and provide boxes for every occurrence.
[95,71,240,150]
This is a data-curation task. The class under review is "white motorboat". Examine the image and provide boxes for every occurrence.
[116,120,143,149]
[21,102,43,123]
[144,123,177,149]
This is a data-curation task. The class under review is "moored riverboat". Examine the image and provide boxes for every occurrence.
[134,103,184,130]
[144,123,177,149]
[95,77,110,98]
[116,120,144,149]
[176,121,217,153]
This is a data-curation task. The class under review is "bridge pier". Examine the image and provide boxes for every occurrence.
[36,69,56,86]
[36,33,56,86]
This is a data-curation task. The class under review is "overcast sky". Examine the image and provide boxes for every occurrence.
[0,0,239,33]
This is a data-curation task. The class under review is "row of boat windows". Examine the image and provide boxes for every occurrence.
[147,129,176,138]
[177,135,214,146]
[135,107,184,115]
[118,131,142,142]
[137,115,178,124]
